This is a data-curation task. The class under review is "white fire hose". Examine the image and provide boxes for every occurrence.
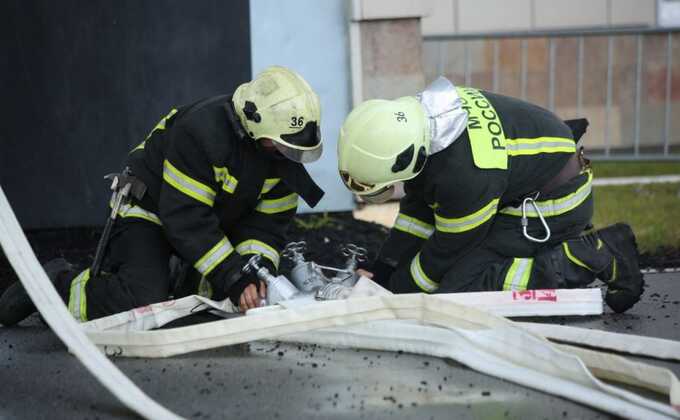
[0,187,181,420]
[1,185,679,419]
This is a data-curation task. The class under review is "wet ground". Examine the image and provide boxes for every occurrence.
[0,213,679,419]
[0,272,678,420]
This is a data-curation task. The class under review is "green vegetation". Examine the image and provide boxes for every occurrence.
[589,161,680,252]
[592,183,680,253]
[592,161,680,178]
[293,212,339,230]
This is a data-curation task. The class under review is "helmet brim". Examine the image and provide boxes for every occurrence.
[273,141,323,163]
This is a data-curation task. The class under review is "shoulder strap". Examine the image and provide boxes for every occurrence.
[275,161,325,208]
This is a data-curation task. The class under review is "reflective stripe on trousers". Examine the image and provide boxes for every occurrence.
[68,269,91,322]
[502,258,534,291]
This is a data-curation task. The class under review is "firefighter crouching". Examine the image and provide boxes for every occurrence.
[339,77,643,313]
[0,66,325,325]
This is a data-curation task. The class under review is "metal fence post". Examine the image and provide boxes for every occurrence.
[634,34,643,157]
[437,40,445,79]
[605,36,614,157]
[521,39,528,100]
[577,36,584,118]
[665,33,673,157]
[548,38,556,112]
[493,39,500,91]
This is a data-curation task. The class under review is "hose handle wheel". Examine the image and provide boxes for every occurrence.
[341,243,367,262]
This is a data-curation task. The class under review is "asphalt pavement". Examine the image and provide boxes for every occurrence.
[1,273,678,420]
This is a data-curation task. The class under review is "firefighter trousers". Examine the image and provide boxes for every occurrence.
[57,218,175,322]
[431,170,595,293]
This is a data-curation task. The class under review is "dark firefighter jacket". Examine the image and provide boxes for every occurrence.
[121,95,323,298]
[377,87,589,293]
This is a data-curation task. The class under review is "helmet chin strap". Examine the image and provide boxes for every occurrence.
[254,140,287,161]
[224,99,249,141]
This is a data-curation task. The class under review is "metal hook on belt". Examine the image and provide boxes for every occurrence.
[521,194,551,243]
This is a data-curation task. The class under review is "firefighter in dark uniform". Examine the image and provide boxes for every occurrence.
[337,77,643,313]
[0,66,325,325]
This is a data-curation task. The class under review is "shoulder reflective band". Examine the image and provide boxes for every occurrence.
[260,178,281,196]
[236,240,280,269]
[506,137,576,156]
[255,193,298,214]
[212,166,239,194]
[163,159,216,206]
[394,213,434,239]
[194,237,234,276]
[133,108,179,152]
[502,258,534,291]
[500,171,592,218]
[455,86,508,169]
[145,108,178,141]
[410,253,439,292]
[435,198,499,233]
[68,269,91,322]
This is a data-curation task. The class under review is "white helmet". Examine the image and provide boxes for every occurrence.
[233,66,322,163]
[338,96,430,203]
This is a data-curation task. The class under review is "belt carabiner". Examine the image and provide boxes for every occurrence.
[521,193,551,243]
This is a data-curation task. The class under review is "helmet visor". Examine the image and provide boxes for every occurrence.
[273,141,323,163]
[275,120,322,163]
[339,171,395,203]
[340,170,375,193]
[362,185,395,204]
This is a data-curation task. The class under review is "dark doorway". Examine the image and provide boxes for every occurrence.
[0,0,251,228]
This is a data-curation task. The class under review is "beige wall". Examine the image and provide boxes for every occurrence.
[358,19,426,101]
[421,0,657,36]
[349,0,429,104]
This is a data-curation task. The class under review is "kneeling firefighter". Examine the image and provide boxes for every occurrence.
[338,77,643,313]
[0,66,325,325]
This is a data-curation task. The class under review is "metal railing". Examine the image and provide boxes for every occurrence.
[423,28,680,160]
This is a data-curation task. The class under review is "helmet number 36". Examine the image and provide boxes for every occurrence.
[394,111,407,123]
[290,116,305,128]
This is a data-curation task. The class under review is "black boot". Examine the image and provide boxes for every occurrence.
[561,223,644,313]
[0,258,73,326]
[595,223,645,313]
[531,243,599,290]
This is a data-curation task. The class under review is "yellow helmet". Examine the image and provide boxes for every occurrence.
[233,66,322,163]
[337,96,430,203]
